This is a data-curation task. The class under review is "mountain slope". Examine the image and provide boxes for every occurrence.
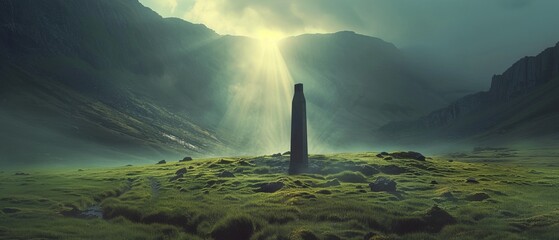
[0,0,451,165]
[279,32,448,147]
[377,42,559,148]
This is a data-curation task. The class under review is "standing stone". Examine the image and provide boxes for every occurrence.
[289,83,308,174]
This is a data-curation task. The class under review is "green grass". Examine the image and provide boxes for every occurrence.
[1,149,558,239]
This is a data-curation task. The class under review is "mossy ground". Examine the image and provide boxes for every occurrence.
[1,148,558,239]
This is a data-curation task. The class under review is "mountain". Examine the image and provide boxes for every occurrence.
[0,0,230,166]
[279,32,448,147]
[0,0,450,166]
[377,42,559,148]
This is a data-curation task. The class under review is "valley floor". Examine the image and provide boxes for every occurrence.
[1,149,558,240]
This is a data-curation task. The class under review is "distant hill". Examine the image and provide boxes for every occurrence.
[377,42,559,148]
[0,0,449,166]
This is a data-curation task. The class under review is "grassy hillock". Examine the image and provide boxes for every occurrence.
[1,149,558,239]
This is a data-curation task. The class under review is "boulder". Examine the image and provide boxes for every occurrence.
[465,177,479,184]
[180,156,193,162]
[369,177,397,192]
[322,179,341,187]
[218,171,235,178]
[391,151,426,161]
[466,192,490,201]
[392,205,456,233]
[358,165,380,176]
[175,168,187,175]
[157,160,166,165]
[255,182,285,193]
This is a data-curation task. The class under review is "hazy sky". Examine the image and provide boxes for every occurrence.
[139,0,559,90]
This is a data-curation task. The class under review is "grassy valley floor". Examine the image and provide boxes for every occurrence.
[1,149,558,240]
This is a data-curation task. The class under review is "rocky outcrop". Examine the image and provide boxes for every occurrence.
[425,42,559,128]
[379,41,559,139]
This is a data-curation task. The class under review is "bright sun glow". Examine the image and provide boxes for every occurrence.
[218,35,294,154]
[255,29,286,44]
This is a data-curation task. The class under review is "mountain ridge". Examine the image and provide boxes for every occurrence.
[377,41,559,148]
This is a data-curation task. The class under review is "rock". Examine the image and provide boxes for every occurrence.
[14,172,29,176]
[169,175,182,182]
[157,160,166,165]
[369,177,397,192]
[175,168,187,175]
[392,205,456,233]
[380,152,389,156]
[376,154,384,158]
[316,189,332,194]
[238,160,253,166]
[218,171,235,178]
[255,182,285,193]
[188,166,194,169]
[180,156,193,162]
[466,192,490,201]
[322,179,341,187]
[430,180,438,184]
[2,207,21,214]
[358,165,379,176]
[441,192,456,200]
[466,178,479,184]
[422,205,457,231]
[283,151,291,155]
[271,153,282,157]
[384,157,393,160]
[379,165,407,175]
[217,159,234,164]
[391,151,426,161]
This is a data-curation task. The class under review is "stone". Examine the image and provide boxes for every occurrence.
[369,177,397,192]
[376,154,384,158]
[175,168,187,175]
[358,165,379,176]
[180,156,193,162]
[283,151,291,155]
[384,157,393,160]
[271,153,282,157]
[440,191,456,200]
[466,192,490,201]
[289,83,308,175]
[391,151,426,161]
[2,207,21,214]
[392,205,456,233]
[379,165,407,174]
[238,160,253,166]
[255,182,285,193]
[430,180,438,184]
[316,189,332,194]
[422,205,457,231]
[218,171,235,178]
[466,178,479,184]
[380,152,389,156]
[322,179,341,187]
[157,160,166,165]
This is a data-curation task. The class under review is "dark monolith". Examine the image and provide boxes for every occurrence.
[289,83,308,174]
